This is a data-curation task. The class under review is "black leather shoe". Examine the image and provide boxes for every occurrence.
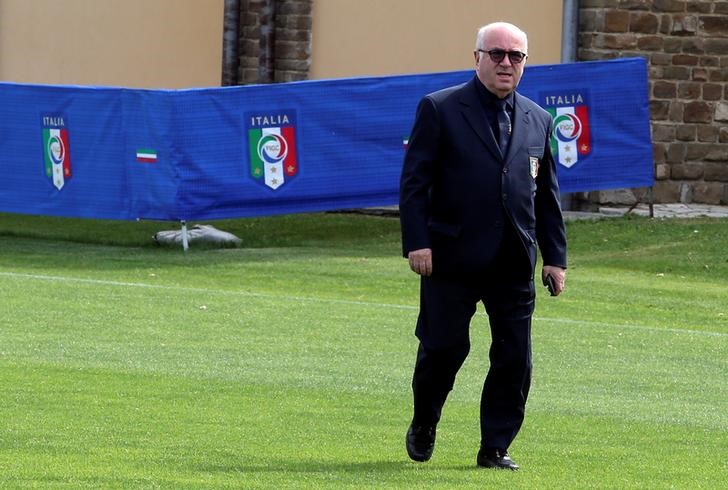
[477,447,519,470]
[405,423,436,462]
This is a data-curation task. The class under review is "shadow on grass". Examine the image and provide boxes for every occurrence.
[194,458,490,475]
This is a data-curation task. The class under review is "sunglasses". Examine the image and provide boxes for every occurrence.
[478,49,527,65]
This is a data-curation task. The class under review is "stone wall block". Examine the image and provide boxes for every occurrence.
[687,2,714,14]
[680,183,693,202]
[716,102,728,121]
[652,181,681,202]
[638,35,664,50]
[240,68,258,83]
[630,12,659,32]
[274,71,307,82]
[655,163,671,179]
[703,163,728,182]
[699,55,720,67]
[649,65,665,78]
[651,52,672,65]
[285,14,312,30]
[275,59,310,71]
[618,0,651,10]
[605,10,629,31]
[577,32,594,48]
[580,10,599,31]
[653,0,689,12]
[671,163,704,179]
[242,11,259,24]
[697,125,719,142]
[652,123,676,141]
[700,16,728,36]
[653,80,677,97]
[691,67,709,81]
[686,143,709,160]
[684,101,713,122]
[691,183,724,204]
[677,81,701,99]
[621,51,649,59]
[243,25,261,38]
[595,189,638,204]
[669,101,685,121]
[705,144,728,161]
[672,54,700,65]
[659,14,673,34]
[720,126,728,143]
[709,68,728,82]
[666,142,687,163]
[278,0,312,15]
[650,100,671,119]
[663,36,683,52]
[676,124,697,141]
[580,0,619,8]
[277,29,311,42]
[602,33,639,49]
[578,33,595,48]
[663,65,691,79]
[241,39,258,55]
[671,15,699,35]
[682,37,705,53]
[716,2,728,15]
[704,38,728,54]
[578,49,619,60]
[274,41,309,60]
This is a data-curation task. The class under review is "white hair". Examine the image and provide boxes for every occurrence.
[475,22,528,52]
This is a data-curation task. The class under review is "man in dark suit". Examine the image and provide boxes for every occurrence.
[399,21,567,471]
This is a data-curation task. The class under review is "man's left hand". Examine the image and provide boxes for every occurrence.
[542,265,566,296]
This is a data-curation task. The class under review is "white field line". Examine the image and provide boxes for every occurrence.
[1,271,727,338]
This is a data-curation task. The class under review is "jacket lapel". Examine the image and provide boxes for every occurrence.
[459,79,502,161]
[504,92,532,166]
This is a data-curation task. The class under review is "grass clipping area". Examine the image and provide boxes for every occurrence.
[0,212,726,488]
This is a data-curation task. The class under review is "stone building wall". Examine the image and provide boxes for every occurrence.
[579,0,728,205]
[238,0,312,84]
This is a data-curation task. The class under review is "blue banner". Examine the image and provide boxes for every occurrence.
[0,58,652,221]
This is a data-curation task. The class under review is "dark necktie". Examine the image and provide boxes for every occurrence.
[496,99,511,157]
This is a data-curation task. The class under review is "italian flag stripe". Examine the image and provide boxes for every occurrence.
[248,129,263,178]
[575,105,591,155]
[282,126,297,176]
[60,129,72,178]
[42,129,53,177]
[546,108,558,157]
[136,149,157,162]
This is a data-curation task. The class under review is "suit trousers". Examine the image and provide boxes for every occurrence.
[410,224,535,451]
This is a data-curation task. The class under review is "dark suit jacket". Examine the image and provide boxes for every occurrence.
[400,76,567,277]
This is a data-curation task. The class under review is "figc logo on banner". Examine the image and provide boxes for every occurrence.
[41,114,72,190]
[542,91,591,169]
[246,111,298,190]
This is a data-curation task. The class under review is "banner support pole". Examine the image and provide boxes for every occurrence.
[180,220,189,251]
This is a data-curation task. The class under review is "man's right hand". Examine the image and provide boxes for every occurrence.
[407,248,433,276]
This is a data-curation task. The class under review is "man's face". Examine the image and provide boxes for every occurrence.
[474,26,527,98]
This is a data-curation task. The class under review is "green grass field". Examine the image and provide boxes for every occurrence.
[0,211,726,488]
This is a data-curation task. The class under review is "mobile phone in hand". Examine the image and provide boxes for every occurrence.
[543,274,557,296]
